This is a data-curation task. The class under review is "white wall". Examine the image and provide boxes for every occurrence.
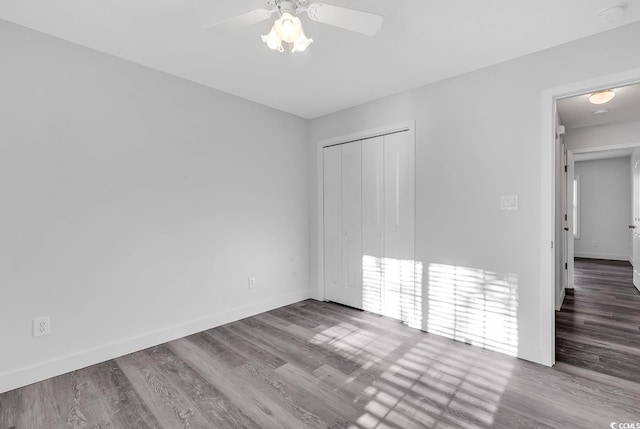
[309,22,640,365]
[574,157,631,260]
[0,20,310,393]
[565,120,640,151]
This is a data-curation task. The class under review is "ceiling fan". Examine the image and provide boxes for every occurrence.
[206,0,383,53]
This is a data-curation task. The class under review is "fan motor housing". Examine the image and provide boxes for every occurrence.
[269,0,306,16]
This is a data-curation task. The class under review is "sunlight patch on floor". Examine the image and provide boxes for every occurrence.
[352,337,515,428]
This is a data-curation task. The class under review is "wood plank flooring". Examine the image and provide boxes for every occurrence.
[556,257,640,383]
[3,299,640,428]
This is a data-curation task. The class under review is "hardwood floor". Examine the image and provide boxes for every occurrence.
[3,299,640,429]
[556,257,640,383]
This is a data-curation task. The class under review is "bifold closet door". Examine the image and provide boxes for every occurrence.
[382,131,417,326]
[323,142,363,308]
[341,142,363,308]
[361,136,384,313]
[323,145,342,303]
[323,131,414,314]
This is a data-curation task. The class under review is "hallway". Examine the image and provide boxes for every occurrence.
[556,258,640,383]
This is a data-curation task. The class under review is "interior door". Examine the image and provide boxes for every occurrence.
[633,153,640,291]
[382,131,416,324]
[361,136,384,313]
[340,141,363,308]
[561,142,569,292]
[323,142,363,308]
[323,145,342,303]
[323,131,415,312]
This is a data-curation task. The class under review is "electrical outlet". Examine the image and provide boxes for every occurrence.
[33,317,50,338]
[248,276,256,289]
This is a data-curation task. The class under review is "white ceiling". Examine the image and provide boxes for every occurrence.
[557,82,640,129]
[1,0,639,118]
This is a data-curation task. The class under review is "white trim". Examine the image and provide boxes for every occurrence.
[315,120,416,300]
[574,252,632,261]
[570,142,640,155]
[567,153,576,290]
[0,290,312,394]
[573,174,581,240]
[541,67,640,368]
[318,121,413,148]
[566,142,640,294]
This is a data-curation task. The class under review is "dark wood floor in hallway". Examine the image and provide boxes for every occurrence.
[556,257,640,383]
[2,299,640,428]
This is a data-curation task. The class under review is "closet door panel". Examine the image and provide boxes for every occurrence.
[323,145,343,303]
[341,141,363,308]
[361,137,384,313]
[383,132,415,260]
[383,132,416,323]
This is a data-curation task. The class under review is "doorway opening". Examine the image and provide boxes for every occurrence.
[541,70,640,366]
[563,145,640,291]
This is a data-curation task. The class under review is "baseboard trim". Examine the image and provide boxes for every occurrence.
[0,290,312,394]
[574,252,630,261]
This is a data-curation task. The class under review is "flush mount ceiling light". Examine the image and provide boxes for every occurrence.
[596,4,627,22]
[206,0,382,54]
[588,89,616,104]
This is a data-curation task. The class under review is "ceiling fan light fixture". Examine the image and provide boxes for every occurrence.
[588,89,615,104]
[275,12,302,43]
[291,32,313,52]
[261,26,284,52]
[210,0,382,55]
[262,9,313,53]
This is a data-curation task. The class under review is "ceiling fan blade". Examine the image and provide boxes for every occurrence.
[306,3,382,36]
[205,9,273,37]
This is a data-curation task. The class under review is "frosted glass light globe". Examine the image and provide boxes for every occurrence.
[275,12,302,43]
[588,90,615,105]
[261,26,284,52]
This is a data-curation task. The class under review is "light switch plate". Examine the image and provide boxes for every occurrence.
[501,195,519,210]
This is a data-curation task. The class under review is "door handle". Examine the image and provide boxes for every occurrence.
[564,227,569,231]
[629,225,636,229]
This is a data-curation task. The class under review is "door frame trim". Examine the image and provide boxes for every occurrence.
[566,151,575,292]
[315,120,416,301]
[540,68,640,367]
[566,142,640,282]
